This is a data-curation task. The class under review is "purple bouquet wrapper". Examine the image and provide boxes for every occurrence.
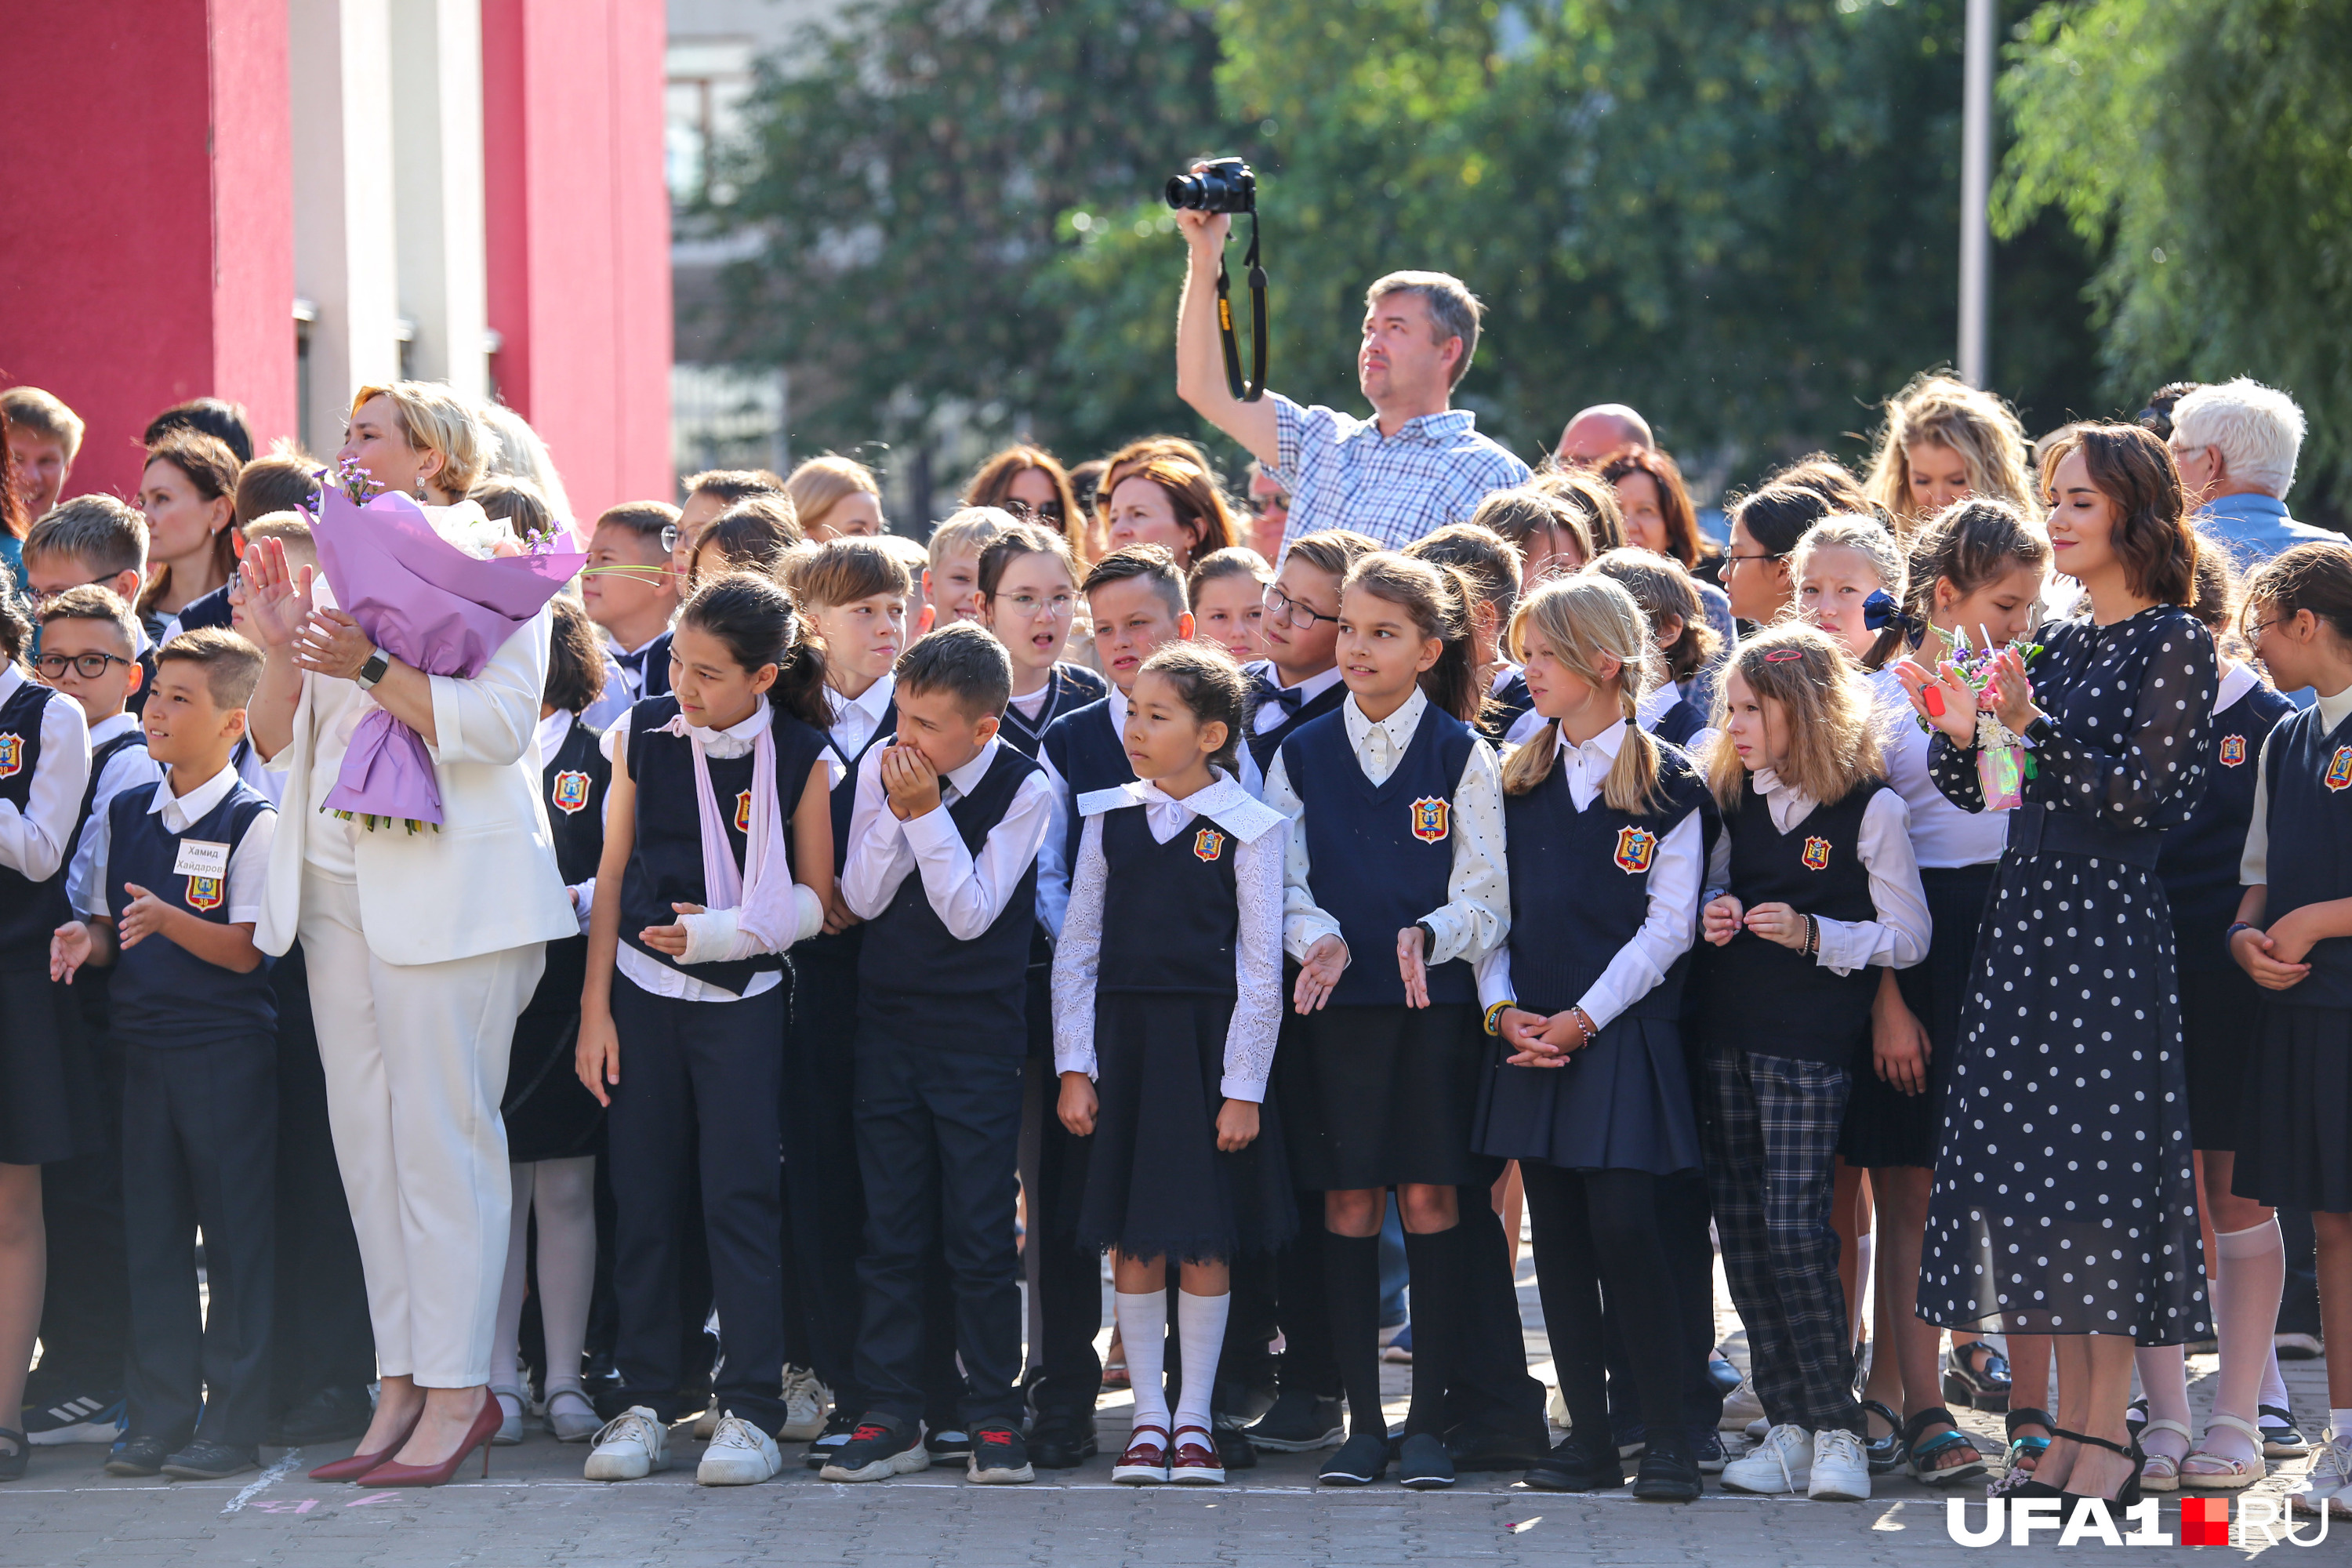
[310,486,585,828]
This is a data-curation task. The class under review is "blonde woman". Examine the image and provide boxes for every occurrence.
[1863,374,2037,536]
[785,455,884,541]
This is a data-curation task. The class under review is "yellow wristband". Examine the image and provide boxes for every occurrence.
[1484,1000,1514,1036]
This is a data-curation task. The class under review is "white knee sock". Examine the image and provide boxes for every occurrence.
[1116,1291,1171,1432]
[2207,1219,2286,1465]
[2133,1345,2191,1464]
[1174,1290,1231,1448]
[533,1156,599,1399]
[2259,1343,2291,1415]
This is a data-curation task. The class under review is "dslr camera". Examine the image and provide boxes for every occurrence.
[1165,158,1256,216]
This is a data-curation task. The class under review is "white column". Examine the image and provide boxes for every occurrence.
[290,0,403,452]
[1957,0,1996,387]
[390,0,489,402]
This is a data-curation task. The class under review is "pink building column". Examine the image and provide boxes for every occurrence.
[481,0,674,520]
[0,1,295,503]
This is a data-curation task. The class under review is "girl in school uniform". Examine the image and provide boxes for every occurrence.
[489,599,614,1446]
[0,594,93,1483]
[2233,539,2352,1516]
[976,522,1107,756]
[1845,499,2049,1486]
[1588,548,1724,746]
[1261,551,1509,1492]
[1697,624,1929,1506]
[1052,643,1292,1486]
[575,573,835,1487]
[1470,575,1711,1502]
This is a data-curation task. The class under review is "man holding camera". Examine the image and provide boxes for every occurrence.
[1173,173,1529,557]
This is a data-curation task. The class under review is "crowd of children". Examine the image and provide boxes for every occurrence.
[3,379,2349,1526]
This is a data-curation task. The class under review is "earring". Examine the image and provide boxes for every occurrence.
[415,477,429,501]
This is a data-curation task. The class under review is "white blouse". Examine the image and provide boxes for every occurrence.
[1051,774,1285,1102]
[1703,766,1933,975]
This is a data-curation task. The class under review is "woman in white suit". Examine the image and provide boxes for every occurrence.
[243,383,575,1483]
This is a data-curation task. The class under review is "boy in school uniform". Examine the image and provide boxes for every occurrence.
[49,629,279,1481]
[824,624,1057,1485]
[922,508,1017,630]
[583,501,683,715]
[22,499,154,712]
[1236,532,1376,799]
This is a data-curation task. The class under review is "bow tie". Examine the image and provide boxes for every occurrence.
[614,644,651,673]
[1250,672,1304,716]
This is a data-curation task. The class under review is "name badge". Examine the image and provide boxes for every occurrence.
[173,839,231,879]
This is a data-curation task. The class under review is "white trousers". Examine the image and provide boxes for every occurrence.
[299,871,545,1387]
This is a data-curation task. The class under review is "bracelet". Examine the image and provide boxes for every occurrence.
[1803,914,1820,959]
[1568,1005,1596,1044]
[1483,1000,1514,1037]
[2225,920,2255,955]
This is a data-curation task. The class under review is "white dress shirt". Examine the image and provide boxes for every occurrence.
[841,734,1056,938]
[1236,662,1345,798]
[1261,686,1509,968]
[1703,766,1931,974]
[1474,720,1704,1031]
[2241,677,2352,885]
[67,712,165,916]
[1867,667,2013,869]
[1035,686,1127,938]
[1051,774,1287,1101]
[87,760,277,924]
[0,665,90,884]
[824,673,898,789]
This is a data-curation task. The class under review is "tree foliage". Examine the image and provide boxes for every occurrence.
[1997,0,2352,518]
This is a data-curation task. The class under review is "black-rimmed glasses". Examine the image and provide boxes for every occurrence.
[34,651,132,681]
[1262,586,1340,630]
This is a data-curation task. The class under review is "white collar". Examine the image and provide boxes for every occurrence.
[1635,681,1680,728]
[0,665,23,705]
[1752,765,1812,810]
[671,700,771,760]
[2317,681,2352,735]
[535,708,575,756]
[1257,661,1345,702]
[153,761,242,828]
[944,735,1003,797]
[1344,686,1428,747]
[1083,769,1285,844]
[1555,717,1628,763]
[834,671,895,724]
[2214,661,2261,717]
[90,710,143,747]
[1104,685,1130,731]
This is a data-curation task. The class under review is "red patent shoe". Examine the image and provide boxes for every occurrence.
[355,1391,501,1488]
[1169,1425,1225,1485]
[309,1402,424,1483]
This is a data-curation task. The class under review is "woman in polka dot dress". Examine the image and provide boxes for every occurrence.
[1896,423,2216,1512]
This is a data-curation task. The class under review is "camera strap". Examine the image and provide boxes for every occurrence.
[1215,210,1268,403]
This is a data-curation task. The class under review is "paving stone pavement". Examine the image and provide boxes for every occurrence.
[6,1259,2336,1564]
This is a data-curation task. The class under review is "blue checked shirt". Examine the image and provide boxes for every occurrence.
[1271,394,1532,555]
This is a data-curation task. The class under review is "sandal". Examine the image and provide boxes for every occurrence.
[2260,1404,2310,1458]
[1861,1400,1907,1475]
[2179,1414,2267,1490]
[2051,1426,2145,1510]
[1998,1406,2053,1487]
[1942,1341,2012,1411]
[2135,1417,2192,1493]
[2124,1396,2148,1441]
[490,1385,527,1446]
[1904,1406,1987,1486]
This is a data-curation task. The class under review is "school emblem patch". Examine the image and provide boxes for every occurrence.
[734,789,753,833]
[2220,735,2247,768]
[185,874,224,912]
[2329,746,2352,793]
[1409,797,1451,844]
[550,770,591,814]
[1193,827,1225,862]
[1613,826,1657,875]
[1801,836,1833,871]
[0,733,20,778]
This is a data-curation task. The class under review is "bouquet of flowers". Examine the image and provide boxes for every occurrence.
[1930,626,2043,811]
[311,459,586,831]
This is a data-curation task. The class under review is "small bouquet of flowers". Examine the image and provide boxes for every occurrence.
[311,459,586,831]
[1925,626,2044,811]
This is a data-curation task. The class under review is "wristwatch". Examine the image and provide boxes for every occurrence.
[1414,920,1439,955]
[354,645,391,691]
[2022,713,2054,747]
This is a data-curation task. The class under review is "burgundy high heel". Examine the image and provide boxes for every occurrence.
[310,1401,426,1483]
[356,1391,503,1488]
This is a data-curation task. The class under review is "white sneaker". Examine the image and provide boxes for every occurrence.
[697,1414,782,1486]
[1808,1427,1871,1501]
[1745,1416,1772,1443]
[1719,1377,1766,1432]
[584,1406,670,1481]
[778,1368,830,1442]
[692,1399,722,1441]
[1722,1422,1813,1495]
[2292,1429,2352,1518]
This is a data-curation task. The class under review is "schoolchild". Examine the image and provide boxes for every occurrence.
[975,523,1108,756]
[22,498,154,713]
[1405,521,1536,746]
[1185,547,1272,664]
[1235,530,1378,800]
[582,502,682,709]
[1587,548,1723,746]
[924,507,1017,629]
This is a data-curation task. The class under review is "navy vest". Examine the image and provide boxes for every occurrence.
[621,696,827,996]
[1279,702,1479,1008]
[1650,698,1707,750]
[2259,703,2352,1009]
[1480,670,1534,746]
[0,681,69,957]
[998,664,1107,758]
[856,743,1043,1054]
[1504,744,1708,1022]
[1243,675,1349,776]
[800,693,897,969]
[2158,683,2292,971]
[542,716,611,887]
[1041,697,1133,869]
[104,779,277,1049]
[1097,804,1240,996]
[1695,775,1885,1063]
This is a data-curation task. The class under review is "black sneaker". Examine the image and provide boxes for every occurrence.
[1398,1432,1456,1490]
[1246,1388,1345,1452]
[1631,1428,1702,1502]
[1444,1414,1552,1472]
[818,1415,927,1482]
[160,1439,258,1482]
[1613,1417,1647,1459]
[924,1426,972,1467]
[22,1389,124,1446]
[804,1410,859,1470]
[1318,1432,1390,1486]
[1524,1431,1622,1491]
[1028,1413,1098,1470]
[968,1424,1033,1483]
[1686,1422,1726,1475]
[269,1385,375,1447]
[104,1434,173,1477]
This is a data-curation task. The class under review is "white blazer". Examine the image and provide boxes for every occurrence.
[257,604,578,966]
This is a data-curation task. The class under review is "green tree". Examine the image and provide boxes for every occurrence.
[1998,0,2352,519]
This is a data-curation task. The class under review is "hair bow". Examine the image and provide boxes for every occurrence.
[1862,589,1926,640]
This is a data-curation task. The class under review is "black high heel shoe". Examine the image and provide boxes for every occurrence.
[2052,1427,2146,1511]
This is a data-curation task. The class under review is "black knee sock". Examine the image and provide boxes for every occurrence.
[1322,1230,1383,1439]
[1400,1225,1464,1439]
[1585,1170,1685,1436]
[1523,1163,1610,1436]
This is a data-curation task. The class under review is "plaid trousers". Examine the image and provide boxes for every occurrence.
[1697,1043,1864,1437]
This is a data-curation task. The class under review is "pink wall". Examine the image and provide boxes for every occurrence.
[483,0,675,520]
[0,1,295,503]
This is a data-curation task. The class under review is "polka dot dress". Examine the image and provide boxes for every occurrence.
[1918,607,2215,1345]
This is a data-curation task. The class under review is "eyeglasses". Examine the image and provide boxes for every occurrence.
[1722,550,1787,568]
[28,575,116,608]
[660,524,682,554]
[1261,586,1340,630]
[34,651,132,681]
[993,590,1075,619]
[1003,498,1065,524]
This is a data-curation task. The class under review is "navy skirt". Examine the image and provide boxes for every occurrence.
[2230,1000,2352,1212]
[502,935,606,1163]
[1279,1002,1488,1192]
[1837,862,1994,1170]
[1471,1012,1700,1176]
[2180,958,2262,1153]
[0,956,100,1166]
